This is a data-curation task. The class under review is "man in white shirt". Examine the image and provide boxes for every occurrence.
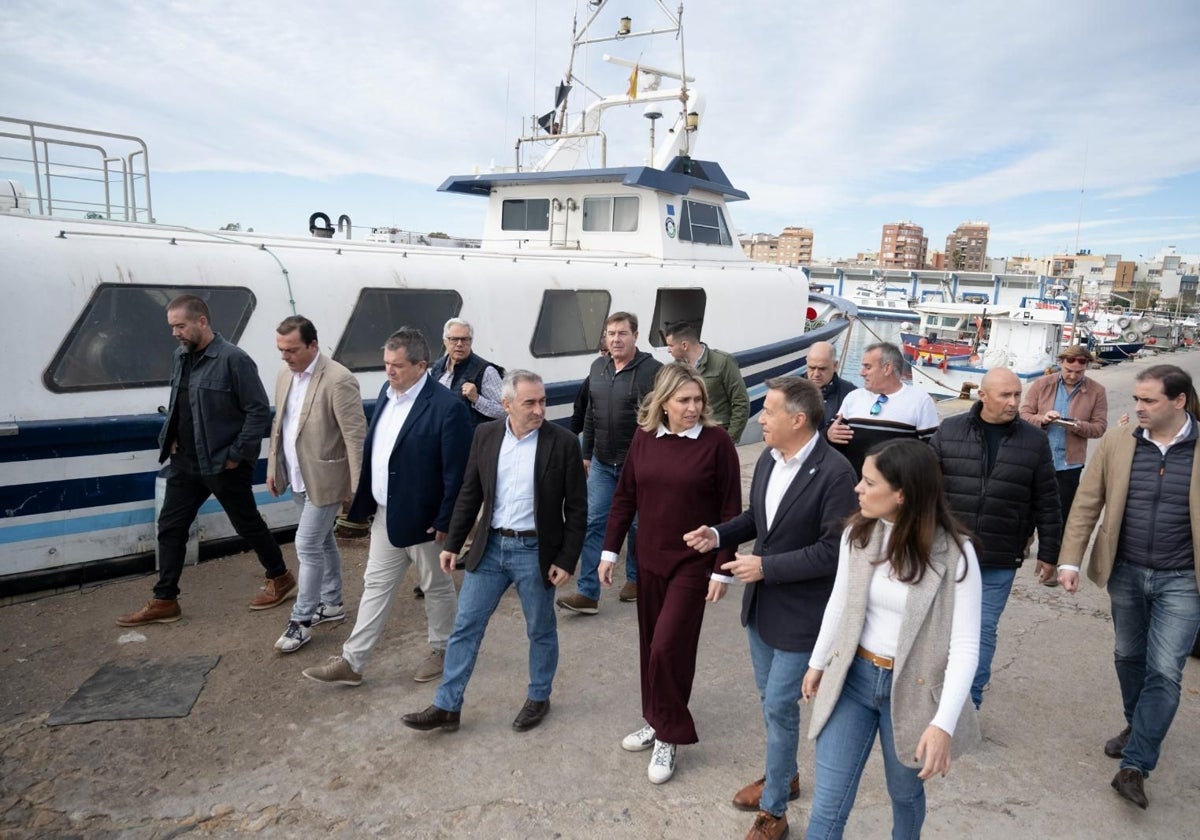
[402,371,587,734]
[266,316,367,654]
[303,327,473,687]
[827,342,939,476]
[684,376,858,840]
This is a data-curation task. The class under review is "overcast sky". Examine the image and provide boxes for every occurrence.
[3,0,1198,261]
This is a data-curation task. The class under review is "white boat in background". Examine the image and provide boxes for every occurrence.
[0,1,849,595]
[909,307,1064,399]
[851,278,919,320]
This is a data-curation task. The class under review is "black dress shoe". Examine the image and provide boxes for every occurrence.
[402,704,460,732]
[1104,725,1131,758]
[1111,768,1148,809]
[512,698,550,732]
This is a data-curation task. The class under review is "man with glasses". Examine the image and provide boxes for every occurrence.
[826,342,939,476]
[803,341,857,433]
[430,317,506,428]
[1020,345,1108,526]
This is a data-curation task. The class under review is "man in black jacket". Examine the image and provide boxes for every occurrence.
[804,341,856,433]
[558,312,662,614]
[930,368,1061,709]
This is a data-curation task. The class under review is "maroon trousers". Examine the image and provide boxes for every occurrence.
[637,561,711,745]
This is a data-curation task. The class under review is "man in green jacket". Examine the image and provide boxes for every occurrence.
[663,320,749,442]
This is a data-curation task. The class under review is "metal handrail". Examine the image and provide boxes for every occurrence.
[0,117,152,222]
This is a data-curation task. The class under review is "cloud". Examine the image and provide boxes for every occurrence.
[2,0,1198,258]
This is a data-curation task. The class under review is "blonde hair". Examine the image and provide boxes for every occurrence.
[637,362,714,432]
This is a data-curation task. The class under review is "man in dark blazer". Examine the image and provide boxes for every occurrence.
[686,376,858,840]
[402,370,587,734]
[303,327,472,687]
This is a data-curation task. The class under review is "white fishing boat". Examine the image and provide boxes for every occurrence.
[851,278,919,320]
[0,1,849,595]
[909,306,1065,399]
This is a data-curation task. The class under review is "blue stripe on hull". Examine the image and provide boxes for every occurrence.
[0,489,289,545]
[1,320,847,568]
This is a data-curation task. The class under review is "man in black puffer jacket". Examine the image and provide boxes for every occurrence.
[930,368,1061,710]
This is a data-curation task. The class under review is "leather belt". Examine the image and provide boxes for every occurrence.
[492,528,537,538]
[856,645,894,670]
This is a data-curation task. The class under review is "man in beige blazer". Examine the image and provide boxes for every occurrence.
[266,316,367,654]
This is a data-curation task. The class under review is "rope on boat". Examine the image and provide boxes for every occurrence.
[188,227,298,315]
[851,316,968,396]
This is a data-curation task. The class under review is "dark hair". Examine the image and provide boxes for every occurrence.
[383,327,431,364]
[663,319,701,344]
[606,311,638,333]
[764,375,823,430]
[277,315,318,345]
[167,294,210,321]
[847,439,969,584]
[1137,364,1200,416]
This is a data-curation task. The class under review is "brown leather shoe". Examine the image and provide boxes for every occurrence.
[116,598,181,627]
[1111,767,1148,809]
[745,810,789,840]
[249,570,297,610]
[732,774,801,811]
[1104,725,1132,758]
[512,699,550,732]
[401,704,461,732]
[618,581,637,602]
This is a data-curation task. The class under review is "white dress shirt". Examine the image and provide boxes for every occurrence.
[281,354,320,493]
[370,373,428,506]
[491,420,539,532]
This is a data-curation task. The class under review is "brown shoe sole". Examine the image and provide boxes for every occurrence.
[116,613,182,627]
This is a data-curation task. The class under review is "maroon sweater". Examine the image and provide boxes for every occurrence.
[603,425,742,578]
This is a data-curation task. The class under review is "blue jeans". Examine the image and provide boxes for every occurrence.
[747,624,810,816]
[435,534,558,711]
[575,460,637,600]
[289,491,344,624]
[807,656,925,840]
[972,567,1017,708]
[1107,562,1200,775]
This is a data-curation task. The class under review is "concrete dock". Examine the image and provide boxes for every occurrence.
[2,351,1199,838]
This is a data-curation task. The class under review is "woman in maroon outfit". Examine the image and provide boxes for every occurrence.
[599,362,742,784]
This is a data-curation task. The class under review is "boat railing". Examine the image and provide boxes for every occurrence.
[0,117,152,222]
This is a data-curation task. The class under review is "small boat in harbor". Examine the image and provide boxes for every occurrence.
[906,305,1064,400]
[0,1,850,595]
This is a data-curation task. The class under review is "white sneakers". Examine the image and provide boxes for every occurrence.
[274,620,311,653]
[311,602,346,626]
[622,724,677,783]
[648,740,677,784]
[622,723,656,752]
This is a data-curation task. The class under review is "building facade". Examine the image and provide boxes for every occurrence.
[944,221,989,271]
[879,222,928,270]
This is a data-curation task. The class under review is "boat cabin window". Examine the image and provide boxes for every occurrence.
[44,284,254,392]
[679,199,732,247]
[582,196,639,232]
[501,199,551,232]
[530,290,611,357]
[649,289,707,348]
[333,289,462,371]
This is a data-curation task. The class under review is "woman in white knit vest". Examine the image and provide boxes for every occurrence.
[801,439,982,839]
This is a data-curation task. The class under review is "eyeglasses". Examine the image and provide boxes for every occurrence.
[869,393,889,416]
[446,336,473,344]
[1059,357,1087,366]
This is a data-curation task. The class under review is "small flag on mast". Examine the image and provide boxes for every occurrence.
[626,64,639,99]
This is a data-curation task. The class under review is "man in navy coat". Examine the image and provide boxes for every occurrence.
[686,376,858,840]
[303,327,473,686]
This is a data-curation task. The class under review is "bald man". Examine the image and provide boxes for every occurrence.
[930,368,1062,708]
[803,341,856,432]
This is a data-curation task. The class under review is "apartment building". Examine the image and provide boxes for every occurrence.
[944,221,989,271]
[879,222,928,270]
